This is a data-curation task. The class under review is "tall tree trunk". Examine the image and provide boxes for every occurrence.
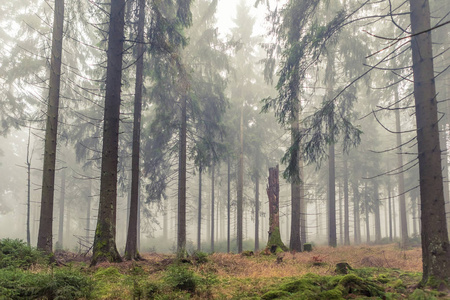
[364,182,370,243]
[197,166,202,251]
[26,125,32,247]
[91,0,125,265]
[393,187,397,239]
[211,164,215,252]
[299,159,307,245]
[343,155,350,245]
[394,92,408,248]
[409,0,450,283]
[412,196,418,236]
[339,180,343,245]
[125,0,145,261]
[374,180,381,243]
[290,100,302,251]
[37,0,65,254]
[177,94,187,256]
[227,159,231,253]
[86,180,92,244]
[163,198,168,240]
[353,182,361,244]
[57,168,66,249]
[388,182,393,242]
[255,171,260,251]
[237,105,244,253]
[328,122,337,247]
[266,165,287,252]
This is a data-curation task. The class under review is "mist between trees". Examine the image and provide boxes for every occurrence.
[0,0,449,285]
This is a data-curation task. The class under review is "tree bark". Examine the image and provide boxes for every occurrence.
[299,159,307,245]
[227,158,231,253]
[177,94,187,256]
[290,100,302,251]
[125,0,145,261]
[197,166,202,251]
[91,0,125,265]
[409,0,450,284]
[57,168,66,249]
[237,105,244,253]
[211,164,215,252]
[388,182,393,242]
[394,91,408,248]
[364,182,370,243]
[266,165,287,252]
[374,180,381,243]
[343,155,350,245]
[328,122,337,247]
[26,125,32,247]
[37,0,65,254]
[255,170,260,251]
[86,180,92,244]
[352,182,361,244]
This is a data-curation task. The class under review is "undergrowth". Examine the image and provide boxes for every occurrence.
[0,239,447,299]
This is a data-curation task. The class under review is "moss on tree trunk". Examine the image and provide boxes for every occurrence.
[266,166,288,253]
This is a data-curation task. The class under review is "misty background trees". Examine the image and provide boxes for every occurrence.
[0,0,449,285]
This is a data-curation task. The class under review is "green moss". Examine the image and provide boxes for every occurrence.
[303,243,313,252]
[337,274,385,297]
[279,273,322,294]
[261,290,290,299]
[266,227,288,253]
[408,289,439,300]
[319,288,344,299]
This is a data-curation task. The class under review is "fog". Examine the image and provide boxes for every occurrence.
[0,0,448,260]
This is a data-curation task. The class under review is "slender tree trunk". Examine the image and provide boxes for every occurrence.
[227,159,231,253]
[197,166,202,251]
[385,197,388,239]
[255,171,260,251]
[237,105,244,253]
[26,125,32,247]
[177,94,187,256]
[290,100,302,251]
[37,0,65,254]
[374,180,381,243]
[57,168,66,249]
[86,180,91,244]
[163,198,168,239]
[91,0,125,265]
[339,181,343,245]
[328,124,337,247]
[343,156,350,245]
[211,164,215,252]
[393,187,397,239]
[412,196,418,236]
[299,159,307,245]
[125,0,145,261]
[266,166,287,252]
[388,183,393,242]
[394,92,409,248]
[353,182,361,244]
[364,182,370,243]
[409,0,450,283]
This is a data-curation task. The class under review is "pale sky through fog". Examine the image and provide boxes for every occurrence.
[216,0,268,37]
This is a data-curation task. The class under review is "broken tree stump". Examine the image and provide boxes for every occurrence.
[266,165,288,253]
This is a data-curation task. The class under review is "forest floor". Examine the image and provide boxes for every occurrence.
[2,241,450,299]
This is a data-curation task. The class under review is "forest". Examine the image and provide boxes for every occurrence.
[0,0,449,299]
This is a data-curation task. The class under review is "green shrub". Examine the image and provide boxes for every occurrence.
[261,290,290,299]
[190,251,208,264]
[0,267,94,299]
[165,264,199,293]
[0,239,44,269]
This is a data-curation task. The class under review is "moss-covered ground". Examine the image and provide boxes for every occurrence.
[1,240,449,299]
